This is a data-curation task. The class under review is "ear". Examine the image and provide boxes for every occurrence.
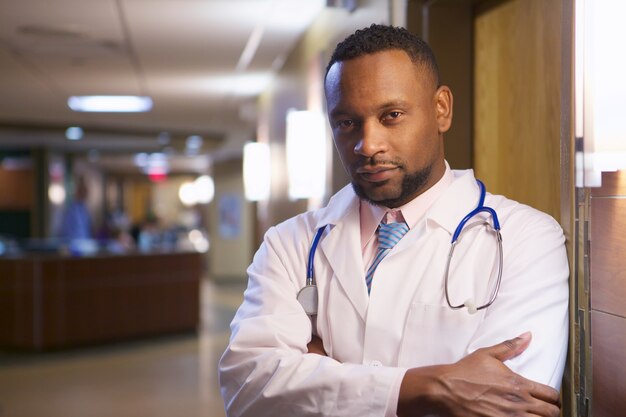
[434,85,453,133]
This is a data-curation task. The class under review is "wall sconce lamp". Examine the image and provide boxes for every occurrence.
[576,0,626,187]
[285,110,327,200]
[243,142,271,201]
[178,175,215,206]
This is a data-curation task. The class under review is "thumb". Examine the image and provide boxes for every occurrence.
[488,331,532,362]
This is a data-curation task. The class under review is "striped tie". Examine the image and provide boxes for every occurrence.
[365,221,409,294]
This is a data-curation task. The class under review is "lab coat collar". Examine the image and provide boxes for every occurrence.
[425,169,482,236]
[314,185,369,320]
[311,171,482,321]
[314,184,359,229]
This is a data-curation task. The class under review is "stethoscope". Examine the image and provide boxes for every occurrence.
[297,180,503,316]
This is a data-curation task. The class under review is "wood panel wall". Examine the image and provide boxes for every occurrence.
[406,0,473,170]
[589,170,626,416]
[474,0,562,221]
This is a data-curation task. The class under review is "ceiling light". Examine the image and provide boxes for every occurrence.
[65,126,83,141]
[134,152,149,167]
[186,135,203,153]
[67,95,153,112]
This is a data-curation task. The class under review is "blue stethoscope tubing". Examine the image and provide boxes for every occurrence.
[306,226,326,286]
[300,179,503,315]
[444,180,503,314]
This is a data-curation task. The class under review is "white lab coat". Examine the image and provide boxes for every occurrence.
[219,169,569,417]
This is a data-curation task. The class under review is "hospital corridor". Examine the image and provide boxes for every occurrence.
[0,0,625,416]
[0,280,244,417]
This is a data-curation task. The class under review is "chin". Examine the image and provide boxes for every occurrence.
[351,182,403,208]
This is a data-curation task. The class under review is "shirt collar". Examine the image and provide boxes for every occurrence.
[359,161,455,250]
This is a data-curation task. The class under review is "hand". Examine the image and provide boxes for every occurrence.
[307,335,327,356]
[397,332,561,417]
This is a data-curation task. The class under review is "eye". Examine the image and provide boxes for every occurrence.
[382,111,403,122]
[335,119,355,130]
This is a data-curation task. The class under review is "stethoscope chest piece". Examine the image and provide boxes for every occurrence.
[297,285,318,315]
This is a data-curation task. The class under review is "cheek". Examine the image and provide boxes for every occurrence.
[397,130,438,165]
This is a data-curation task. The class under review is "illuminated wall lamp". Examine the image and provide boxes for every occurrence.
[576,0,626,187]
[286,110,327,200]
[179,175,215,206]
[243,142,271,201]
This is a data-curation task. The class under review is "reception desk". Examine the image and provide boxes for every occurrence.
[0,251,202,350]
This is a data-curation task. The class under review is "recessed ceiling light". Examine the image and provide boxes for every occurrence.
[65,126,83,140]
[67,95,153,112]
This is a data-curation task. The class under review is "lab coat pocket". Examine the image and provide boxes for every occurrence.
[398,303,483,368]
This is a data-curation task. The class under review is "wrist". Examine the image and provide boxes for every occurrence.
[397,365,450,417]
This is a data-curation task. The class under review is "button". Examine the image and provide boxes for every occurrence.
[370,360,382,367]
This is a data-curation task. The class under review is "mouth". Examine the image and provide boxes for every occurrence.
[355,165,399,183]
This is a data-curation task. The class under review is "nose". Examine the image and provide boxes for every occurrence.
[353,120,387,157]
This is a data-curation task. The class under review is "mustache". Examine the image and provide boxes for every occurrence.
[353,157,403,170]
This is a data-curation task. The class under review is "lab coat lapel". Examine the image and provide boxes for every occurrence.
[316,186,368,321]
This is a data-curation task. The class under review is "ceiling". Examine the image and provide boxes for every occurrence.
[0,0,327,162]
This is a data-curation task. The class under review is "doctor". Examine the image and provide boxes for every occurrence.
[219,24,568,417]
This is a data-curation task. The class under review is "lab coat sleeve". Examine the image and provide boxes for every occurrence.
[467,206,569,389]
[218,222,406,417]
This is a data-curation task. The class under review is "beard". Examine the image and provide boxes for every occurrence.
[351,163,433,208]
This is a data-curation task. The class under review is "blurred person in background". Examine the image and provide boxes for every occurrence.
[58,176,92,241]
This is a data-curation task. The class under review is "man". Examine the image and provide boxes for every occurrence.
[59,176,92,241]
[219,24,568,417]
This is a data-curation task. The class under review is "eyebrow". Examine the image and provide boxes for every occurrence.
[377,100,411,110]
[329,99,411,119]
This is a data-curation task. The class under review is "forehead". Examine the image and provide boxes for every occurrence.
[324,50,432,110]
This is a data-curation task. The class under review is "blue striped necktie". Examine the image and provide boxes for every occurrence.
[365,221,409,294]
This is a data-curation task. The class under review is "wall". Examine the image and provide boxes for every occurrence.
[151,175,196,228]
[473,0,562,221]
[407,0,473,169]
[208,159,253,282]
[587,171,626,416]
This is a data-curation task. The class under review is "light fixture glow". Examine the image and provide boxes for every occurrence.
[178,175,215,206]
[188,229,210,252]
[185,135,203,154]
[179,182,197,207]
[48,183,66,205]
[194,175,215,204]
[286,110,327,200]
[134,153,149,167]
[67,95,153,112]
[243,142,271,201]
[65,126,83,141]
[576,0,626,186]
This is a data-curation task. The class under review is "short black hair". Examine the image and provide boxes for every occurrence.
[326,24,440,87]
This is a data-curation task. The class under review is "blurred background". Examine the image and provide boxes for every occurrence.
[0,0,624,416]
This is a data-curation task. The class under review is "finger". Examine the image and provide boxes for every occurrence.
[529,380,561,406]
[307,335,327,355]
[526,397,561,417]
[487,331,532,362]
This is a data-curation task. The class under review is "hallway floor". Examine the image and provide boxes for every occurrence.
[0,280,245,417]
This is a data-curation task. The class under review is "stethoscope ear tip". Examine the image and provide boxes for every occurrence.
[464,298,478,315]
